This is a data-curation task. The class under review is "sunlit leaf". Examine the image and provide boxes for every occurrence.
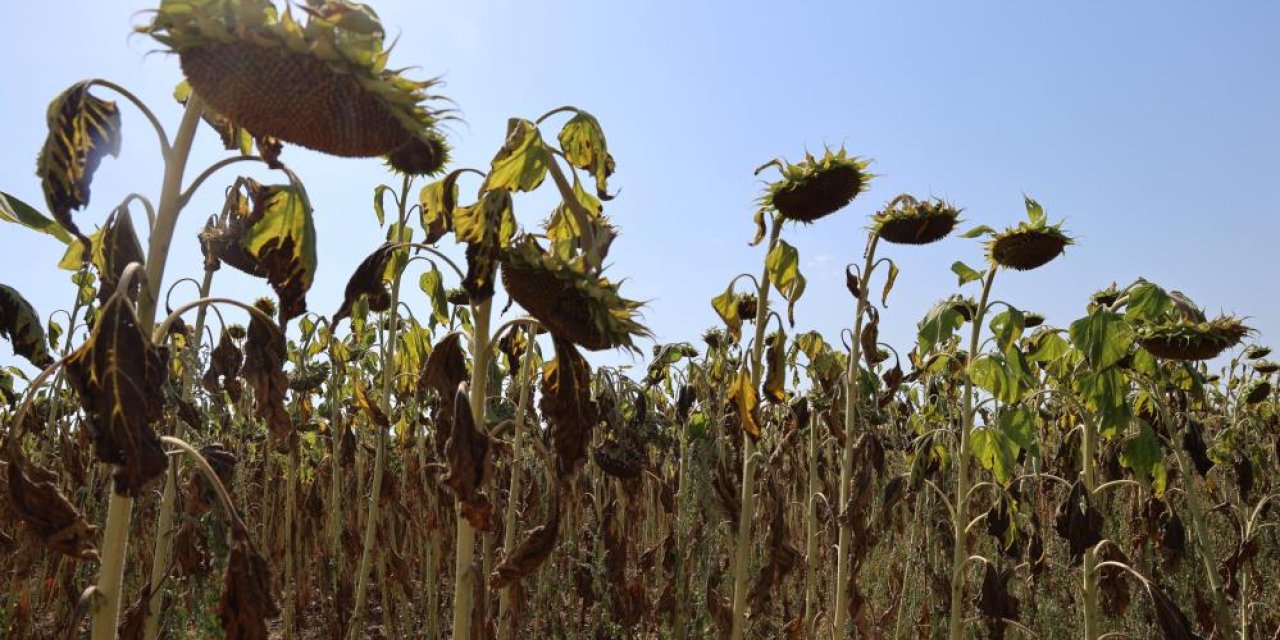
[484,118,549,193]
[881,260,899,306]
[1122,419,1167,495]
[711,284,743,344]
[766,240,806,325]
[1069,307,1133,371]
[728,363,761,440]
[917,299,965,356]
[419,265,450,328]
[557,111,614,199]
[951,261,982,286]
[0,191,72,243]
[36,81,123,247]
[762,330,787,403]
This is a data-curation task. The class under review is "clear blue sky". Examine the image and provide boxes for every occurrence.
[2,2,1277,373]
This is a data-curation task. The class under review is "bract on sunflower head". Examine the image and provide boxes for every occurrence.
[758,147,871,223]
[873,194,960,245]
[986,197,1073,271]
[141,0,449,158]
[501,236,650,352]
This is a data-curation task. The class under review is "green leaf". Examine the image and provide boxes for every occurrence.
[961,225,996,238]
[1122,419,1167,495]
[1069,308,1133,371]
[881,261,900,307]
[766,240,806,326]
[1073,367,1131,438]
[1026,330,1070,363]
[557,111,613,199]
[1123,281,1174,323]
[0,284,54,367]
[951,261,983,287]
[36,81,123,245]
[485,118,549,193]
[970,354,1022,404]
[970,427,1015,483]
[372,184,392,226]
[418,170,463,244]
[989,308,1026,352]
[419,266,449,328]
[917,300,965,355]
[1024,196,1046,226]
[0,191,72,243]
[241,184,317,321]
[999,405,1037,452]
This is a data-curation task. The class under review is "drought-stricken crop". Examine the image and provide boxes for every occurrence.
[1,2,1278,639]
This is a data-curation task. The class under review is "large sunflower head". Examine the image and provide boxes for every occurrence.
[1136,316,1250,361]
[501,236,650,352]
[758,147,871,223]
[141,0,449,158]
[985,197,1073,271]
[872,194,960,245]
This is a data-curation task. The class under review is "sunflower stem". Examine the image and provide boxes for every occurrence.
[452,296,493,640]
[92,91,204,640]
[497,326,538,640]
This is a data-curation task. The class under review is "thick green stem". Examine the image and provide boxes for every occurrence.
[498,328,538,639]
[349,176,412,638]
[947,267,997,640]
[142,267,215,640]
[832,233,880,637]
[452,297,493,640]
[92,92,204,640]
[729,217,782,640]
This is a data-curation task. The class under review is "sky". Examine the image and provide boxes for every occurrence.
[1,1,1278,376]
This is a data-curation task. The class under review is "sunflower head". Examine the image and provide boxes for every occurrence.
[1242,379,1271,405]
[758,147,871,223]
[141,0,449,158]
[873,194,960,245]
[985,198,1073,271]
[1136,316,1250,361]
[501,236,650,352]
[1244,345,1272,360]
[386,132,450,177]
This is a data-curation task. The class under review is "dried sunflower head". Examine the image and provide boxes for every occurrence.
[1244,345,1271,360]
[386,131,450,177]
[501,236,650,352]
[1242,379,1271,405]
[986,198,1073,271]
[141,0,449,157]
[873,194,959,245]
[758,147,871,223]
[1253,360,1279,375]
[1136,316,1250,361]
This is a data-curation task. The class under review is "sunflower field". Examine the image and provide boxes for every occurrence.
[1,2,1277,639]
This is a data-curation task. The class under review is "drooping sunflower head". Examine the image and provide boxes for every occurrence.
[986,198,1073,271]
[873,194,960,245]
[1136,315,1250,361]
[386,131,451,177]
[501,236,650,352]
[141,0,450,158]
[758,147,871,223]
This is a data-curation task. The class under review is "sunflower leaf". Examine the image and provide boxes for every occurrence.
[0,284,54,367]
[485,118,549,193]
[0,191,72,243]
[36,81,123,248]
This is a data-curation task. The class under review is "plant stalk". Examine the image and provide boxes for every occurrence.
[452,297,493,640]
[498,328,538,639]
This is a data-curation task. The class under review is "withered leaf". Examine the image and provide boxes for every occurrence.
[728,363,761,441]
[353,381,390,429]
[4,453,98,560]
[1146,581,1204,640]
[218,532,280,640]
[95,205,145,305]
[241,299,291,442]
[421,332,468,398]
[975,562,1020,640]
[1053,479,1102,566]
[490,491,561,589]
[64,293,169,496]
[540,337,598,478]
[443,385,496,531]
[0,284,54,367]
[333,242,397,324]
[202,327,243,400]
[37,81,122,248]
[1098,545,1132,617]
[762,330,787,404]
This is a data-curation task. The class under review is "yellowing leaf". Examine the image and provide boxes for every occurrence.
[766,240,806,325]
[485,118,549,193]
[729,364,761,440]
[37,81,123,247]
[557,111,614,198]
[239,183,317,322]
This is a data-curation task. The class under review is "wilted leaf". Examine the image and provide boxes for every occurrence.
[241,299,291,442]
[490,491,561,589]
[1145,581,1204,640]
[762,330,787,403]
[711,284,743,344]
[37,81,123,247]
[557,111,614,199]
[421,332,468,398]
[975,562,1019,640]
[766,240,806,325]
[64,293,169,496]
[443,385,496,531]
[334,242,397,324]
[0,191,71,243]
[95,205,145,305]
[485,119,549,193]
[541,337,598,477]
[0,284,54,367]
[353,381,389,429]
[218,532,280,640]
[728,363,761,440]
[4,452,98,560]
[1053,479,1103,565]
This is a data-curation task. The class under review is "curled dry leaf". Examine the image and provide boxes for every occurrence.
[4,454,98,561]
[443,385,496,531]
[241,299,291,442]
[975,562,1020,640]
[0,284,54,368]
[421,332,468,398]
[1053,479,1103,566]
[540,337,598,478]
[202,327,244,401]
[333,242,398,324]
[218,532,280,640]
[64,293,169,496]
[95,206,145,305]
[37,81,122,247]
[728,363,762,441]
[1145,581,1204,640]
[490,490,561,589]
